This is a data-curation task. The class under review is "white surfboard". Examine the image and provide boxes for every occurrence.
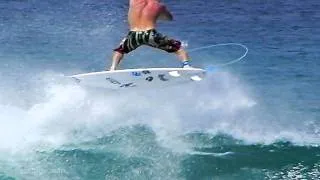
[68,67,206,89]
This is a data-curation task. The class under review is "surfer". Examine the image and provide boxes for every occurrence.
[109,0,191,71]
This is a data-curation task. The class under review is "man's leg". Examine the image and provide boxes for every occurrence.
[175,48,188,61]
[175,49,192,68]
[109,51,124,71]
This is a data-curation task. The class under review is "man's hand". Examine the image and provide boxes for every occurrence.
[158,5,173,21]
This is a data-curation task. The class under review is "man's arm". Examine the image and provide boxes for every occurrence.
[158,5,173,21]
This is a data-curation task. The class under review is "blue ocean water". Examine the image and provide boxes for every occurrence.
[0,0,319,179]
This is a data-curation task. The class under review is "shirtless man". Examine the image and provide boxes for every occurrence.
[109,0,191,71]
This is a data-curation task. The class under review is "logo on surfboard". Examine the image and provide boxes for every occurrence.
[131,70,169,82]
[106,77,136,88]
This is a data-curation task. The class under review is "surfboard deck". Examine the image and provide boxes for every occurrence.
[68,67,206,89]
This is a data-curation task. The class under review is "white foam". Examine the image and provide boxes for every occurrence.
[0,69,319,156]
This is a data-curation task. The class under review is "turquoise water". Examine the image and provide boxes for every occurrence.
[0,0,319,179]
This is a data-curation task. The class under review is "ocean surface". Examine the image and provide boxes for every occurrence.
[0,0,319,179]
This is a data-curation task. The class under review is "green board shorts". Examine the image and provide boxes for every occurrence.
[114,29,181,54]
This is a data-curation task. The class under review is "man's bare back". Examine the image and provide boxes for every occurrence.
[128,0,172,31]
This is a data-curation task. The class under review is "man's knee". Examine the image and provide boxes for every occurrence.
[165,40,181,53]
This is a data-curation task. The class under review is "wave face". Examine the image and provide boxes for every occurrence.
[0,0,319,179]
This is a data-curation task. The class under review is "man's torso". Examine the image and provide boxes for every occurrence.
[128,0,163,31]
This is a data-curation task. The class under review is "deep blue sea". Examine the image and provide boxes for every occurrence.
[0,0,319,179]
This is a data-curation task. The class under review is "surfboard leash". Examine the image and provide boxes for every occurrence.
[188,43,249,72]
